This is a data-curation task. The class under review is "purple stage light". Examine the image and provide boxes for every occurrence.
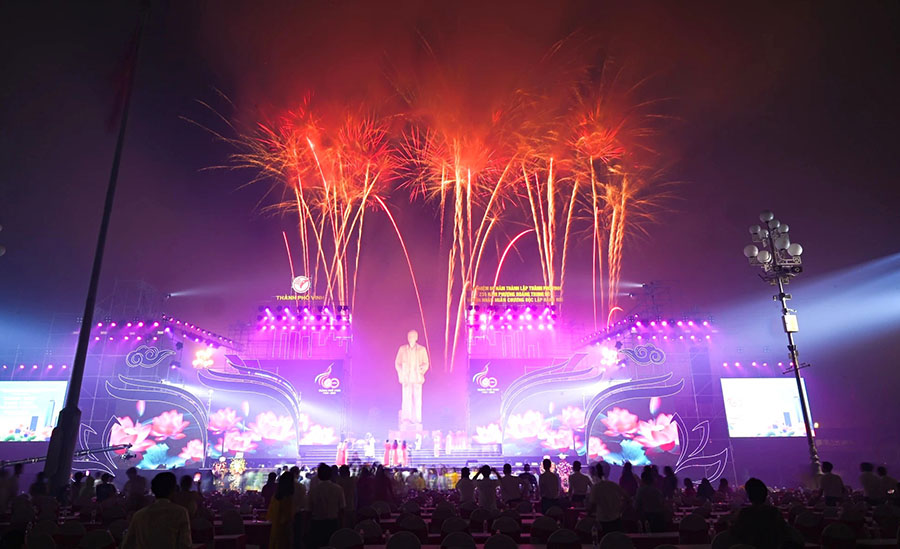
[110,322,117,327]
[94,336,100,341]
[96,322,102,327]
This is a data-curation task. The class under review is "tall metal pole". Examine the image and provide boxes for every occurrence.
[775,275,820,473]
[44,6,148,496]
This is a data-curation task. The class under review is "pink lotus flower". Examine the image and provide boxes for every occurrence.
[505,410,547,440]
[178,439,205,461]
[539,428,575,450]
[109,416,155,456]
[150,409,190,441]
[601,407,640,437]
[473,423,503,444]
[299,424,337,445]
[588,437,610,459]
[208,408,242,433]
[560,406,586,429]
[249,412,295,442]
[218,429,258,454]
[633,413,679,452]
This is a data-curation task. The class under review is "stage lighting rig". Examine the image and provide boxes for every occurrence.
[742,209,820,473]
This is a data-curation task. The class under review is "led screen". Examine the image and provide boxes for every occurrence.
[720,377,813,437]
[0,381,68,441]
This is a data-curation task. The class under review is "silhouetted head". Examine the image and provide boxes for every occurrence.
[745,478,768,505]
[101,473,113,483]
[622,462,633,474]
[523,463,531,473]
[479,465,491,477]
[573,461,582,472]
[340,465,351,478]
[276,472,295,500]
[461,467,470,479]
[503,464,512,475]
[318,463,332,481]
[151,472,177,499]
[860,462,874,473]
[126,467,138,479]
[640,469,654,485]
[822,461,834,473]
[684,478,693,488]
[290,466,300,479]
[663,466,674,477]
[267,472,277,484]
[542,459,552,472]
[877,466,888,476]
[179,475,194,492]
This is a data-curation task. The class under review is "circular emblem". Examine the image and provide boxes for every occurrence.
[291,276,311,294]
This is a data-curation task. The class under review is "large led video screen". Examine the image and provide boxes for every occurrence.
[720,378,814,438]
[0,381,68,441]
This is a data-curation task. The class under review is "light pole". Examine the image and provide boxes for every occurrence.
[742,210,820,474]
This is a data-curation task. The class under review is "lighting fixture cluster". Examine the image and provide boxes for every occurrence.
[465,304,557,332]
[162,315,236,347]
[583,316,714,345]
[256,305,352,332]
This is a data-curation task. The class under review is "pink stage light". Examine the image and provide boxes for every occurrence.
[126,322,132,327]
[676,321,683,326]
[19,365,25,369]
[62,365,67,369]
[94,336,100,341]
[688,320,695,326]
[48,365,53,369]
[110,322,117,327]
[96,322,103,327]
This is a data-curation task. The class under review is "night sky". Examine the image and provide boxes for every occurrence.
[1,2,898,459]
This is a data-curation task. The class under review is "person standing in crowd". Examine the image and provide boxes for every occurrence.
[588,464,626,534]
[356,467,374,510]
[661,466,678,500]
[70,472,84,506]
[635,469,666,532]
[474,465,500,511]
[29,471,48,498]
[268,473,296,549]
[716,478,733,501]
[730,478,789,548]
[337,465,357,527]
[519,463,537,502]
[124,467,148,512]
[374,465,395,504]
[682,478,696,501]
[0,470,11,513]
[75,474,95,507]
[568,461,592,505]
[696,478,715,502]
[456,467,475,504]
[95,473,117,503]
[499,464,524,506]
[262,472,279,507]
[290,466,308,549]
[539,458,561,514]
[818,461,845,506]
[877,466,897,499]
[308,464,345,549]
[618,462,638,497]
[859,462,883,505]
[172,475,200,519]
[122,472,192,549]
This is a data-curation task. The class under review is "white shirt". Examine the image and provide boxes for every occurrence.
[589,480,625,522]
[568,471,592,496]
[476,478,499,510]
[456,477,475,503]
[860,472,883,499]
[122,498,192,549]
[819,473,844,499]
[499,475,523,501]
[539,471,561,499]
[309,480,346,520]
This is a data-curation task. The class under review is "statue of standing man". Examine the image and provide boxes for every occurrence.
[395,329,429,429]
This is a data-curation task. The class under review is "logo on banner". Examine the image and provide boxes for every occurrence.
[291,276,312,294]
[315,364,341,395]
[472,364,499,394]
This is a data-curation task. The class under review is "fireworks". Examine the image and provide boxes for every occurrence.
[196,54,672,366]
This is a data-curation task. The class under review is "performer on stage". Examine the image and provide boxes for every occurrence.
[383,439,391,466]
[391,440,400,467]
[400,440,409,467]
[395,329,429,427]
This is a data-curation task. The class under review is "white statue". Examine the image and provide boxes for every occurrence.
[395,329,429,427]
